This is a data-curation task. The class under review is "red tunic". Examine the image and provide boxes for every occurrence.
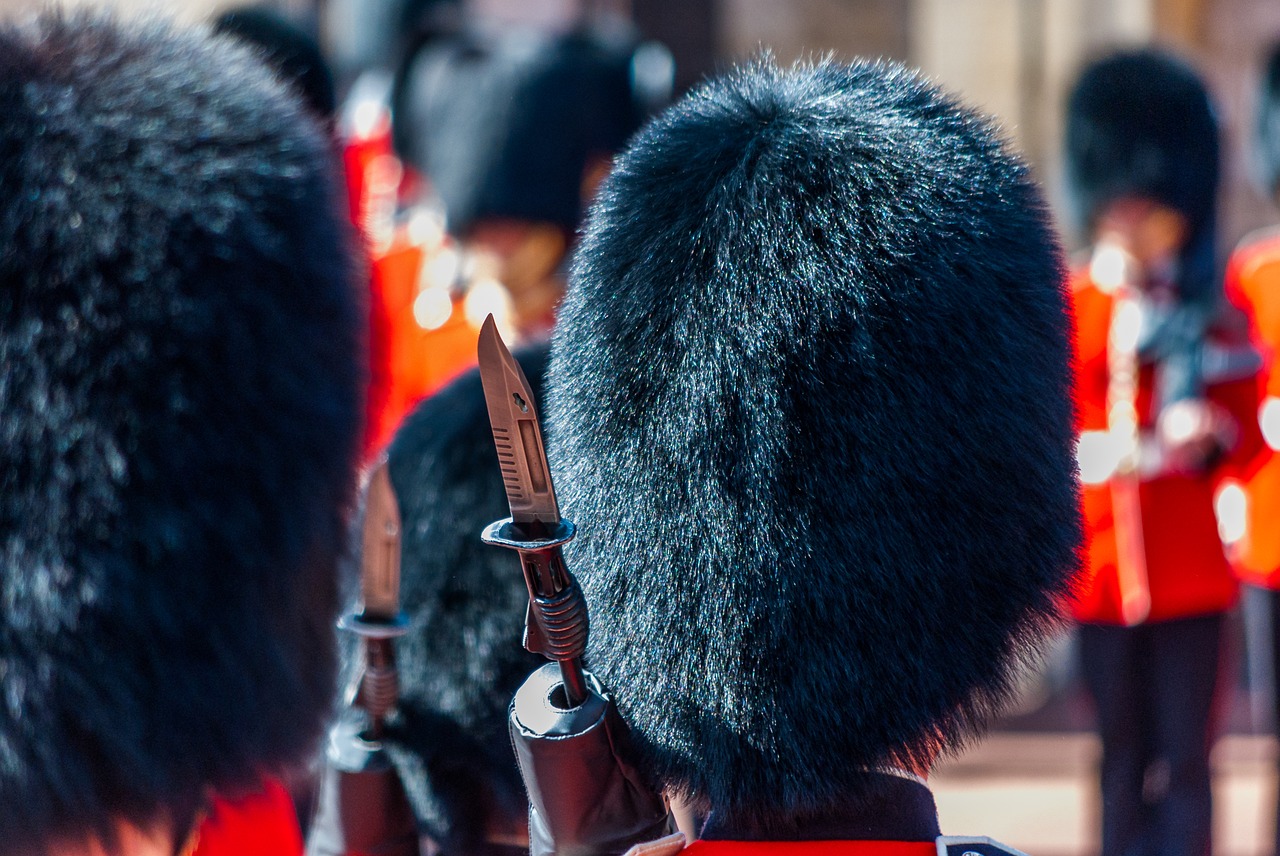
[192,778,302,856]
[683,843,934,856]
[1069,269,1262,624]
[363,236,485,456]
[340,113,486,459]
[1224,227,1280,586]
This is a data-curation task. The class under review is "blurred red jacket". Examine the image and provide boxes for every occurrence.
[1224,227,1280,587]
[1069,267,1262,625]
[192,778,302,856]
[680,844,934,856]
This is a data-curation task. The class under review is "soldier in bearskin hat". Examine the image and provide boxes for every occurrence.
[1064,50,1264,856]
[394,20,670,339]
[350,13,671,457]
[518,56,1083,852]
[307,347,550,856]
[0,11,362,855]
[1222,40,1280,856]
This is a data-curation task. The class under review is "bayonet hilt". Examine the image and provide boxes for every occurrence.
[482,517,590,706]
[338,612,408,738]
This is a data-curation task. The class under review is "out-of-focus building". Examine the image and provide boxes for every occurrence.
[465,0,1280,253]
[5,0,1278,250]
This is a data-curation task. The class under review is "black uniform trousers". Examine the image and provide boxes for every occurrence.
[1265,587,1280,856]
[1078,612,1226,856]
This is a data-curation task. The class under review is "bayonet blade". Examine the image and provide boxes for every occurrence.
[359,459,402,620]
[477,314,561,530]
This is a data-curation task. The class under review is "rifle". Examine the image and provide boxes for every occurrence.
[308,459,419,856]
[477,316,674,856]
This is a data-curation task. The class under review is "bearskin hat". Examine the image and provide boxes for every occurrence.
[365,346,547,852]
[395,27,655,234]
[212,5,337,120]
[0,12,361,850]
[546,58,1081,828]
[1065,49,1219,246]
[1255,42,1280,198]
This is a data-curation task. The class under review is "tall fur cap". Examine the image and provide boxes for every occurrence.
[0,13,362,849]
[1254,42,1280,198]
[547,58,1081,826]
[397,27,650,234]
[347,349,547,852]
[212,5,337,119]
[1065,49,1219,241]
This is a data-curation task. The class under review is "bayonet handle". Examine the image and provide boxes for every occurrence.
[482,518,590,707]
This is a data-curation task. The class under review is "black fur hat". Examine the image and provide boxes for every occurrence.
[1255,42,1280,198]
[369,346,548,852]
[213,5,337,119]
[395,27,652,234]
[1065,49,1219,244]
[547,58,1081,828]
[0,12,361,849]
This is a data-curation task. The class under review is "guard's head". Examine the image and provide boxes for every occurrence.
[0,12,361,852]
[1065,49,1218,253]
[547,58,1080,830]
[1256,43,1280,201]
[370,346,548,854]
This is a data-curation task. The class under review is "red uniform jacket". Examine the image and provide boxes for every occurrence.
[363,236,485,455]
[1225,227,1280,586]
[683,843,934,856]
[1070,268,1262,625]
[192,778,302,856]
[341,115,485,458]
[645,834,1016,855]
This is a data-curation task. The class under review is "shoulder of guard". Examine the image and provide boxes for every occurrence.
[936,836,1031,856]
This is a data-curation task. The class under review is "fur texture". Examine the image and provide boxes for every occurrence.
[546,58,1081,828]
[0,13,362,850]
[1064,49,1219,245]
[355,347,548,851]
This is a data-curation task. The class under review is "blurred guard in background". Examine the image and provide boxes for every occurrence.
[348,7,672,457]
[1065,50,1263,856]
[0,11,362,856]
[529,57,1081,853]
[212,5,337,124]
[394,17,671,338]
[1223,40,1280,856]
[307,348,549,856]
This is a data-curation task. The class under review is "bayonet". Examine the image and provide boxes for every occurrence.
[478,315,561,532]
[478,316,589,706]
[358,461,403,621]
[313,457,417,856]
[339,457,409,738]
